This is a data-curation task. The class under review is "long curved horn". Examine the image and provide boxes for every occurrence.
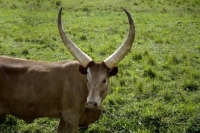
[104,9,135,69]
[58,7,93,67]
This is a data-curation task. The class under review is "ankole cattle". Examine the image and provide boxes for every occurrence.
[0,8,135,133]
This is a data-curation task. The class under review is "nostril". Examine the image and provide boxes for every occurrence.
[93,102,97,107]
[86,102,97,108]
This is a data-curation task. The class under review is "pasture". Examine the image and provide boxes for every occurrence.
[0,0,200,132]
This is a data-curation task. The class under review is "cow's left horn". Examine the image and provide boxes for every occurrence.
[104,9,135,69]
[58,7,93,67]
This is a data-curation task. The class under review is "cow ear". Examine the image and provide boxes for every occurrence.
[78,65,87,75]
[109,67,118,76]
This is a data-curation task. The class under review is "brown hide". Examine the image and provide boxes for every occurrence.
[0,56,104,132]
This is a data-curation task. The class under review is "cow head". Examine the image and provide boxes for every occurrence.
[78,61,118,108]
[58,8,135,109]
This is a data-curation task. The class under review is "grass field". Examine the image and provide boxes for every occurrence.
[0,0,200,132]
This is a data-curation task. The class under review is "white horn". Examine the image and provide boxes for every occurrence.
[58,7,92,67]
[104,9,135,69]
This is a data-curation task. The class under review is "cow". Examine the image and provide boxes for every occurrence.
[0,7,135,133]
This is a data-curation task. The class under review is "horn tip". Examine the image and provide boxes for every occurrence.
[59,7,62,14]
[58,7,63,24]
[122,8,133,25]
[122,8,127,12]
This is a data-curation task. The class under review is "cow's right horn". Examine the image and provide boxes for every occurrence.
[58,7,93,68]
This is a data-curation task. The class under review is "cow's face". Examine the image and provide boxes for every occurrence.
[79,61,118,109]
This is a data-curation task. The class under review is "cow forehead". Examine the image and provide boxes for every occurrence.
[89,64,108,76]
[87,66,107,79]
[87,67,92,79]
[87,62,108,73]
[86,62,109,83]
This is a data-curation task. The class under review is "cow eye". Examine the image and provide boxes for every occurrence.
[103,79,106,83]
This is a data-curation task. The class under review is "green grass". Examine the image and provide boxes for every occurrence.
[0,0,200,132]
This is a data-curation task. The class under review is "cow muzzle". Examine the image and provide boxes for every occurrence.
[86,101,97,109]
